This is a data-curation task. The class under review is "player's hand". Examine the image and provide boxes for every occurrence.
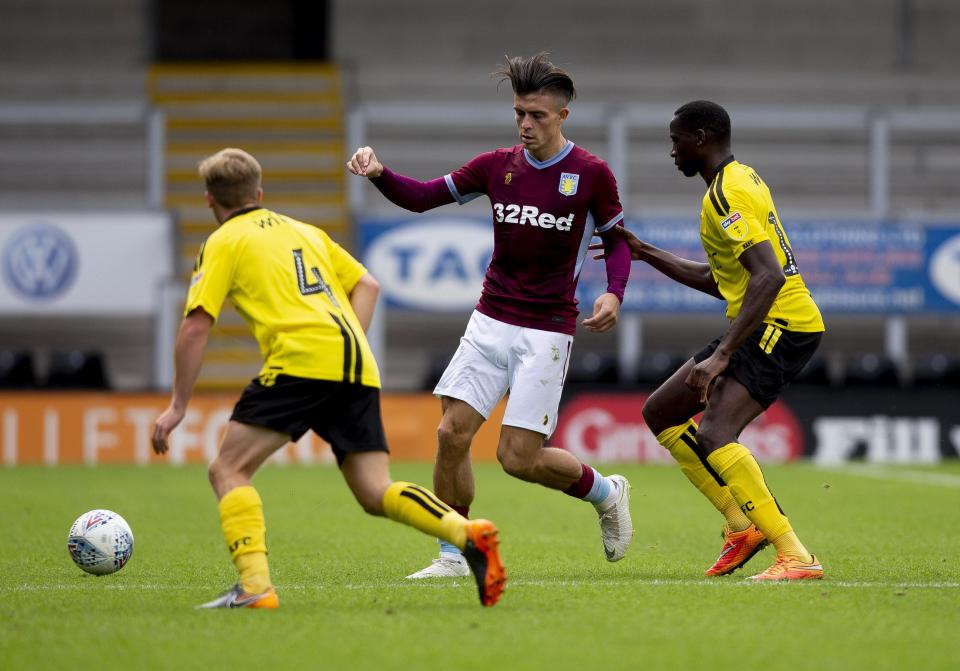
[346,146,384,179]
[588,226,647,261]
[685,351,729,404]
[581,292,620,333]
[152,404,186,455]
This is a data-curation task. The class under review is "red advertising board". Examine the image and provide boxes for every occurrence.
[553,393,805,463]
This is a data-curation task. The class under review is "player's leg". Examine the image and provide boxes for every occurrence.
[500,326,633,561]
[404,399,486,577]
[411,312,510,577]
[199,420,289,609]
[698,376,821,580]
[431,397,485,557]
[338,438,506,606]
[495,424,634,561]
[644,357,754,537]
[434,396,484,508]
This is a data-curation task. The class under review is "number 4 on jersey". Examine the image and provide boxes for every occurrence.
[293,249,340,307]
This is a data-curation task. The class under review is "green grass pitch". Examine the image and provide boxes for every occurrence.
[2,462,959,670]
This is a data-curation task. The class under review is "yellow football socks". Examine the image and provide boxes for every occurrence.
[218,485,272,594]
[706,442,812,561]
[382,481,468,549]
[657,422,752,532]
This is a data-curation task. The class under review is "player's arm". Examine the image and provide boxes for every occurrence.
[152,308,214,454]
[346,146,456,213]
[582,165,630,333]
[348,272,380,333]
[582,225,629,333]
[685,241,785,402]
[593,226,722,299]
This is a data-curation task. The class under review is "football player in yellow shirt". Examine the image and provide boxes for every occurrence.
[151,148,505,607]
[601,101,825,580]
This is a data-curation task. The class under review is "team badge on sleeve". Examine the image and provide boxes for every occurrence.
[720,211,748,240]
[558,173,579,196]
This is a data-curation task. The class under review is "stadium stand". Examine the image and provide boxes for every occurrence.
[912,353,960,388]
[843,353,903,389]
[1,0,959,391]
[148,63,348,391]
[565,352,620,386]
[789,356,833,389]
[634,353,687,388]
[44,350,110,390]
[0,350,36,389]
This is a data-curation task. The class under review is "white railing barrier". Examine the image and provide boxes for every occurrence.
[347,103,960,375]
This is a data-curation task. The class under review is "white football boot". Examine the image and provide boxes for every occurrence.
[597,474,634,562]
[405,552,470,579]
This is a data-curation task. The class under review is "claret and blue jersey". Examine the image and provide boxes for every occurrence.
[444,142,624,335]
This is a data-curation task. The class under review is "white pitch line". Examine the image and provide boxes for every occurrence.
[818,464,960,489]
[4,578,957,592]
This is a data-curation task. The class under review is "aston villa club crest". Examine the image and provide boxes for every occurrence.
[558,172,579,196]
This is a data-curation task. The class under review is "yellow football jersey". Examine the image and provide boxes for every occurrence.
[699,158,825,333]
[185,207,380,387]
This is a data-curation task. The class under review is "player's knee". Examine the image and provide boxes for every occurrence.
[496,446,532,480]
[436,422,472,456]
[641,398,666,436]
[356,491,385,517]
[207,458,225,488]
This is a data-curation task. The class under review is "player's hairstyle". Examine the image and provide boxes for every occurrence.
[673,100,731,143]
[198,148,262,209]
[493,52,576,106]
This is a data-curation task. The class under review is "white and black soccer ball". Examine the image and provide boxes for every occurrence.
[67,509,134,575]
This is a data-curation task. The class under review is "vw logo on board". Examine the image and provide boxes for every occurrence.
[2,224,79,301]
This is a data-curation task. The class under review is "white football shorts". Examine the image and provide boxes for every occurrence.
[433,310,574,438]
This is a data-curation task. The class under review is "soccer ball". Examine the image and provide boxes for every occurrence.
[67,509,134,575]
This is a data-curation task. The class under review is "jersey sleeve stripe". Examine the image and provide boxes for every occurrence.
[707,184,726,217]
[594,211,624,234]
[443,174,482,205]
[715,167,731,213]
[341,317,364,383]
[443,174,465,203]
[328,312,353,382]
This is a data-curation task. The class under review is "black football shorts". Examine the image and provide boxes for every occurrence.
[694,323,822,408]
[230,375,388,465]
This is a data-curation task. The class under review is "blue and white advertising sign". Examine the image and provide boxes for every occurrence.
[362,217,492,310]
[579,219,960,314]
[0,213,173,315]
[1,224,79,301]
[359,216,960,314]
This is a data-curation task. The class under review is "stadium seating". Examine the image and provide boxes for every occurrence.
[0,350,36,388]
[44,350,110,389]
[3,0,959,392]
[790,356,833,388]
[912,353,960,388]
[565,352,619,386]
[843,353,902,388]
[634,352,686,387]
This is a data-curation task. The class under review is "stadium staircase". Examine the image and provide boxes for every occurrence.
[149,63,348,392]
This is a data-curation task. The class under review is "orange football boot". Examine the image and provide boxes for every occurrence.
[462,519,507,607]
[748,553,824,581]
[705,523,768,576]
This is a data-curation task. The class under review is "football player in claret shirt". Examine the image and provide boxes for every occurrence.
[151,148,506,608]
[597,101,825,580]
[348,53,635,579]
